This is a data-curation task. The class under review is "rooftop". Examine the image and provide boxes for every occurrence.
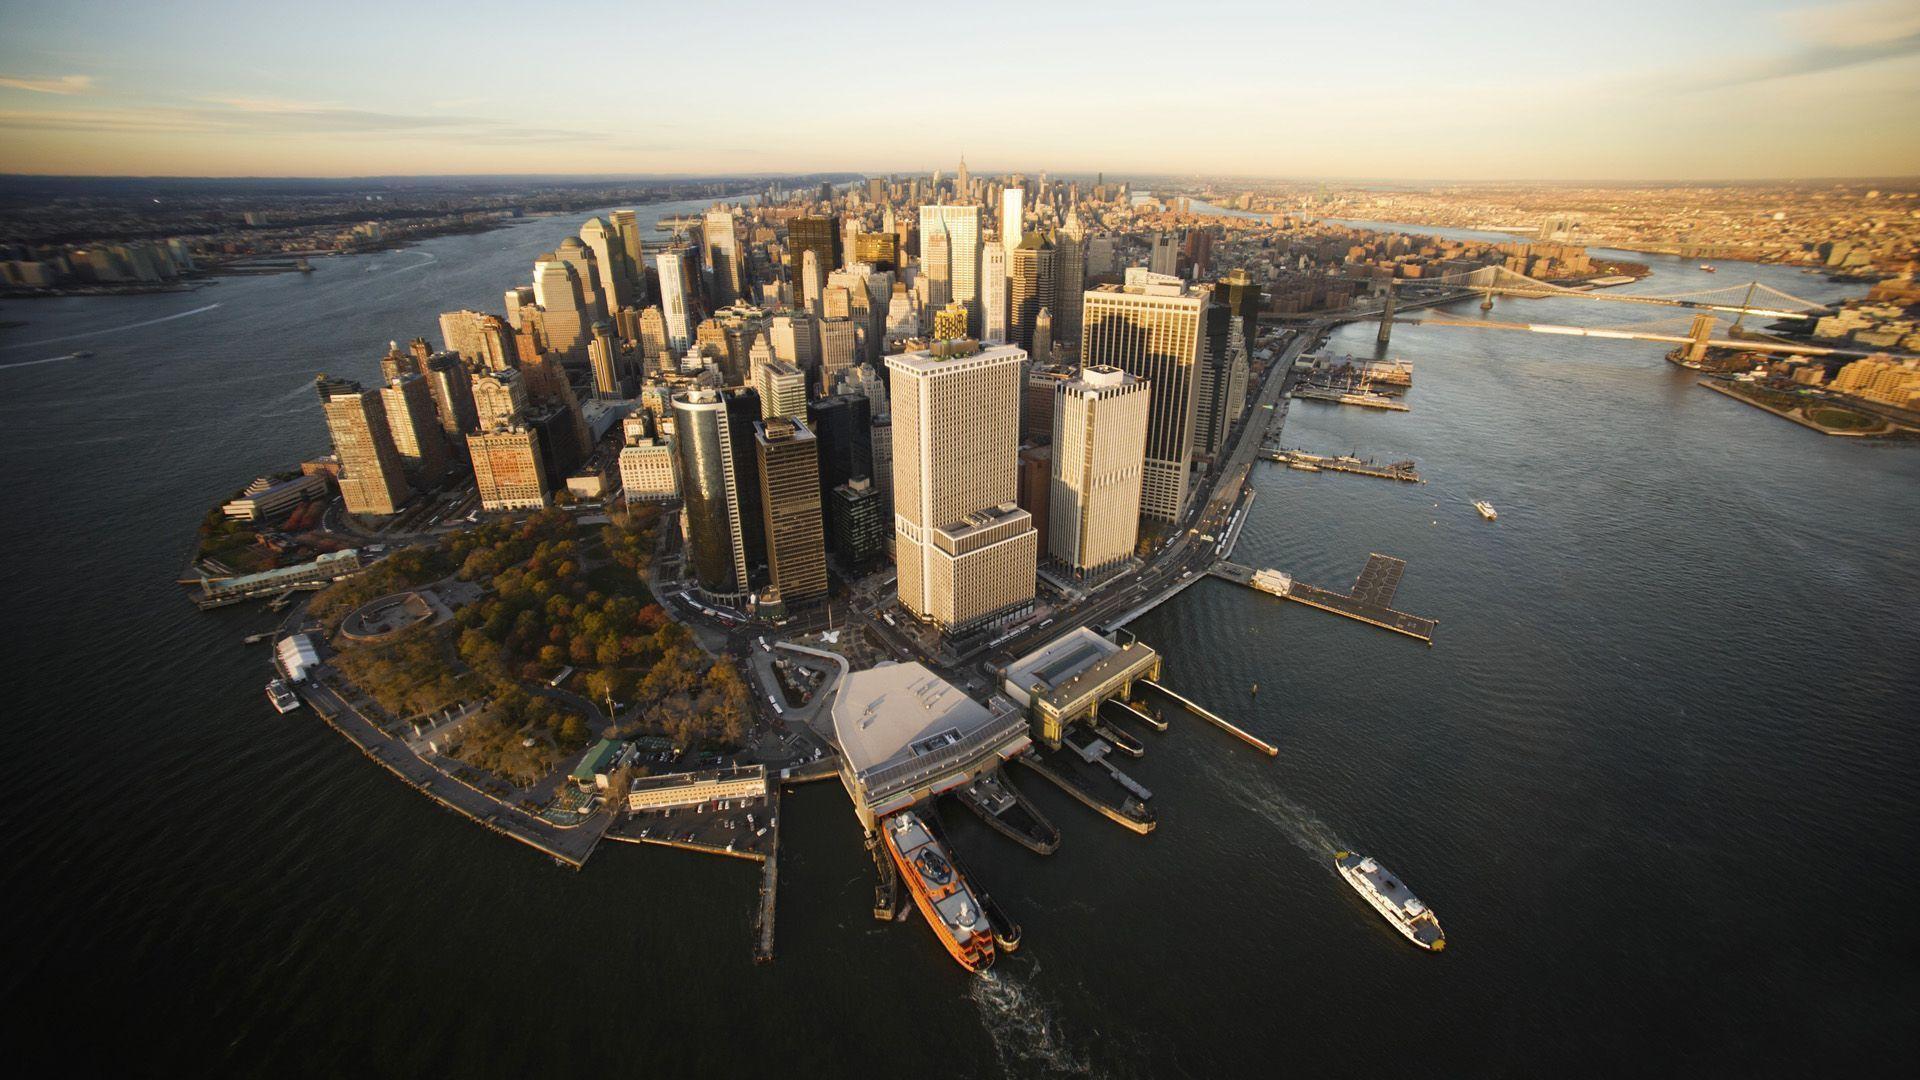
[832,662,1006,779]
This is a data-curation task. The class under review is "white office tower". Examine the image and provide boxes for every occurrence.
[980,243,1008,344]
[748,337,775,385]
[578,217,633,311]
[757,360,808,421]
[657,249,695,352]
[1081,275,1207,521]
[842,218,862,271]
[818,317,858,393]
[554,235,607,319]
[802,248,824,317]
[532,258,591,360]
[922,227,952,311]
[887,282,920,337]
[888,341,1037,631]
[703,208,744,304]
[919,204,980,330]
[1049,366,1149,577]
[1001,186,1024,271]
[770,313,818,380]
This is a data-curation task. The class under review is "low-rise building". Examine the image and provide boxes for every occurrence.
[626,764,768,812]
[832,661,1030,830]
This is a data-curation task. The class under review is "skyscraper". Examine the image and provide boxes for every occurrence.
[1000,185,1024,268]
[471,367,529,431]
[788,215,840,307]
[1150,232,1179,277]
[657,246,696,352]
[589,320,627,400]
[828,477,885,569]
[438,310,517,371]
[671,388,765,607]
[1055,215,1086,354]
[754,417,827,602]
[380,373,452,490]
[553,235,606,320]
[919,204,981,330]
[1081,275,1207,520]
[532,257,591,360]
[469,426,550,511]
[703,207,744,306]
[756,360,808,420]
[318,376,412,516]
[980,243,1008,344]
[1011,234,1056,353]
[887,341,1037,631]
[578,217,633,312]
[423,351,480,441]
[1049,366,1149,577]
[921,227,952,311]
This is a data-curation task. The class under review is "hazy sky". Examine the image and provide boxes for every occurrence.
[2,0,1918,180]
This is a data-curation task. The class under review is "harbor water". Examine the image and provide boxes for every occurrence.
[2,211,1916,1076]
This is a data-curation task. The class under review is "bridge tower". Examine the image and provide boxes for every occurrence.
[1730,281,1757,333]
[1376,279,1396,346]
[1480,285,1495,311]
[1686,313,1715,364]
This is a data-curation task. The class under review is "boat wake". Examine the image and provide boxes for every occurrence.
[0,302,222,351]
[0,353,88,373]
[969,966,1092,1078]
[1216,772,1345,862]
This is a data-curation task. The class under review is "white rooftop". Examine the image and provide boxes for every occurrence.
[832,662,999,777]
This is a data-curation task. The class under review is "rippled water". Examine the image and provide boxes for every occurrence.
[3,212,1915,1076]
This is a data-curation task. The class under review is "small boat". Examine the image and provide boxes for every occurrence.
[1288,462,1322,472]
[1335,851,1445,951]
[71,350,95,359]
[266,679,301,714]
[1699,264,1717,273]
[1472,499,1497,521]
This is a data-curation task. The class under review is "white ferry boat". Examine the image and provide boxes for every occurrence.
[1335,851,1445,951]
[1472,499,1497,521]
[266,679,301,714]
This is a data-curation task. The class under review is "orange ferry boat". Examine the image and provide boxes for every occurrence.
[883,810,995,972]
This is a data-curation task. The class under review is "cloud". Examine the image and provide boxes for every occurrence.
[1677,1,1920,91]
[0,96,611,147]
[1779,0,1920,49]
[0,74,94,95]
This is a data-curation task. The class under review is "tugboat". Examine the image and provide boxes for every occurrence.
[266,679,301,714]
[1472,499,1497,521]
[1335,851,1446,951]
[884,810,995,972]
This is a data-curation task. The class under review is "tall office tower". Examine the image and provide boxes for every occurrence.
[955,154,969,199]
[886,282,920,337]
[517,352,590,459]
[798,249,824,316]
[855,231,898,270]
[408,336,433,370]
[1214,268,1263,354]
[807,393,872,553]
[1023,362,1074,445]
[754,417,827,602]
[748,337,775,385]
[1032,308,1053,366]
[438,310,516,370]
[833,363,887,411]
[672,388,763,606]
[921,227,952,310]
[703,207,744,305]
[1223,320,1250,430]
[656,248,695,352]
[980,243,1008,344]
[532,257,592,360]
[380,373,452,490]
[554,235,607,319]
[818,316,858,392]
[589,320,627,400]
[866,176,887,202]
[468,425,550,511]
[1192,299,1230,457]
[868,414,893,522]
[1010,234,1057,353]
[1087,235,1119,279]
[842,218,862,271]
[707,301,771,386]
[503,286,534,330]
[1182,230,1213,278]
[610,209,648,303]
[887,341,1037,631]
[756,360,808,420]
[317,377,412,516]
[932,301,970,341]
[1049,366,1149,576]
[770,313,818,379]
[829,477,885,569]
[379,341,415,383]
[1000,186,1024,268]
[1081,277,1207,520]
[637,306,669,364]
[471,367,530,431]
[1150,232,1179,277]
[787,215,840,303]
[1017,444,1051,558]
[919,204,980,329]
[1055,215,1086,352]
[578,218,633,312]
[423,351,480,440]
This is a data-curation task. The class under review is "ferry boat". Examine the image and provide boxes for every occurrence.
[1335,851,1445,951]
[1472,499,1498,521]
[884,811,995,972]
[266,679,301,714]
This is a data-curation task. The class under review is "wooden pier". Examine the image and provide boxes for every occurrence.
[1136,680,1279,757]
[1291,386,1410,412]
[751,787,781,964]
[1215,554,1437,645]
[1262,448,1423,483]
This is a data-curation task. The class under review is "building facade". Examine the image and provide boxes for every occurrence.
[1049,366,1149,576]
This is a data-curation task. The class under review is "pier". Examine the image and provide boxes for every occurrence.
[751,788,780,964]
[1261,448,1423,483]
[1214,553,1437,645]
[1017,751,1156,835]
[1105,697,1166,732]
[1136,679,1279,757]
[1291,386,1410,411]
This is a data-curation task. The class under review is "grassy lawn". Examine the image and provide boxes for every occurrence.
[1806,406,1880,431]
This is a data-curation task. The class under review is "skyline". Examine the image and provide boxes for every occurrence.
[0,0,1915,181]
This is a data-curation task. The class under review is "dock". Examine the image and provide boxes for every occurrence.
[1292,387,1410,411]
[1261,449,1423,483]
[1105,697,1166,732]
[1215,553,1437,645]
[867,828,903,920]
[954,769,1060,855]
[1017,751,1155,835]
[751,787,781,963]
[1137,679,1278,756]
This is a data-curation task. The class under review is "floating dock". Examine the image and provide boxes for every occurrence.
[954,768,1060,855]
[1262,449,1423,483]
[1017,750,1156,835]
[1215,554,1437,645]
[1137,679,1279,756]
[1105,697,1166,732]
[1291,387,1410,412]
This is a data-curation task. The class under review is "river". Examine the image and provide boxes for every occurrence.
[2,201,1915,1077]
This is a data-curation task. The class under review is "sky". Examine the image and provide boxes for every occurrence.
[1,0,1918,181]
